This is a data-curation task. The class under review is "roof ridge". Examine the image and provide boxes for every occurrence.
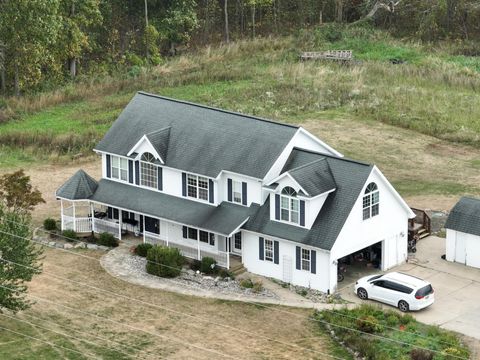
[146,126,172,137]
[291,147,372,167]
[137,91,299,130]
[288,157,327,174]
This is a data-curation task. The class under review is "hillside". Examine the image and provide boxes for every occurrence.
[1,26,480,209]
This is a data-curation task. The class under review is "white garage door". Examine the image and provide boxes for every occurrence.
[455,234,466,264]
[466,237,480,269]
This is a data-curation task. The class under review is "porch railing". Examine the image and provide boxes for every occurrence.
[144,232,229,268]
[93,218,120,239]
[62,215,92,233]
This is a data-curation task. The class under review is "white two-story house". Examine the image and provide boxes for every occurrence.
[56,92,414,293]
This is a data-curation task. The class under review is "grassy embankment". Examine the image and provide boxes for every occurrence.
[1,25,480,201]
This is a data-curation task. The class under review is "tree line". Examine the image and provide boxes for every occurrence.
[0,0,479,96]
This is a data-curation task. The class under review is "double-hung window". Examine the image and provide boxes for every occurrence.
[264,239,274,262]
[362,182,379,220]
[301,248,311,271]
[140,152,157,189]
[186,227,215,246]
[187,174,209,201]
[111,156,128,182]
[280,187,299,224]
[233,180,242,204]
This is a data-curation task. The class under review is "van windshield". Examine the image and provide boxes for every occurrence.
[415,285,433,297]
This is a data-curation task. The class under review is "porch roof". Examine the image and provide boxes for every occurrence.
[90,179,257,236]
[56,170,98,200]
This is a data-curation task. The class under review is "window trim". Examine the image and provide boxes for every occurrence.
[301,248,311,272]
[232,180,243,204]
[110,155,129,182]
[280,187,300,225]
[187,173,210,202]
[362,182,379,220]
[140,152,158,189]
[185,227,215,246]
[264,239,274,262]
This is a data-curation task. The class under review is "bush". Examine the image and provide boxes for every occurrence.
[399,313,414,326]
[252,281,263,293]
[200,257,217,274]
[97,232,119,247]
[386,314,399,327]
[190,259,201,272]
[410,349,433,360]
[62,229,77,242]
[356,315,382,334]
[146,246,184,278]
[135,243,153,257]
[218,269,235,279]
[239,278,254,289]
[43,218,57,231]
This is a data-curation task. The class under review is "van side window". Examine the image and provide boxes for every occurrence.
[384,281,413,294]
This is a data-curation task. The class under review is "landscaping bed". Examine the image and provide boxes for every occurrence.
[271,278,346,304]
[315,305,470,360]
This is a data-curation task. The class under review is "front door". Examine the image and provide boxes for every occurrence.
[144,216,159,234]
[232,232,242,255]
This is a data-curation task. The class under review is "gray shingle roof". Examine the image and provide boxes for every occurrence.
[244,149,373,250]
[95,92,298,178]
[90,179,257,236]
[146,126,170,162]
[56,170,98,200]
[445,197,480,237]
[287,158,336,197]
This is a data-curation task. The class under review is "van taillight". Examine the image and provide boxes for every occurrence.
[415,295,424,299]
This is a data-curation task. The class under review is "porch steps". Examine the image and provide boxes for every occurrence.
[230,263,246,276]
[417,228,430,239]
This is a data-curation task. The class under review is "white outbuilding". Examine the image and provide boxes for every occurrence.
[445,197,480,269]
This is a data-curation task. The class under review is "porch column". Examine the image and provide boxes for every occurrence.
[118,213,122,241]
[197,235,201,260]
[142,216,146,244]
[227,250,230,269]
[165,222,169,246]
[90,202,95,233]
[60,199,64,231]
[72,202,76,232]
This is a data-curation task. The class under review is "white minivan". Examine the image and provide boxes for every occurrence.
[355,272,434,312]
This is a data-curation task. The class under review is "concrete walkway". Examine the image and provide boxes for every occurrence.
[100,246,353,310]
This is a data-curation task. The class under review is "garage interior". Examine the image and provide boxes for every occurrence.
[337,241,383,285]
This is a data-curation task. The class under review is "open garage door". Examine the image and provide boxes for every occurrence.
[337,241,383,284]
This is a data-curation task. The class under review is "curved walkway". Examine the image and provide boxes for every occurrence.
[100,246,353,310]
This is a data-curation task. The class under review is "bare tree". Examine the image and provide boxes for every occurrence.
[224,0,230,43]
[364,0,402,20]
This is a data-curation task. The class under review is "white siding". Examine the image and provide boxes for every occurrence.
[218,172,263,206]
[446,229,480,269]
[162,167,184,198]
[242,231,331,292]
[330,168,409,276]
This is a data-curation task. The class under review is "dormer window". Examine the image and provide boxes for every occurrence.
[111,156,128,182]
[363,182,379,220]
[280,186,299,224]
[140,152,158,189]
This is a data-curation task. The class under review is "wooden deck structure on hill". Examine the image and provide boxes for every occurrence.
[300,50,353,62]
[408,208,431,241]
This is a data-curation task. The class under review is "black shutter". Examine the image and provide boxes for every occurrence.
[209,233,215,246]
[227,178,232,202]
[182,173,187,197]
[259,237,264,260]
[135,161,140,185]
[182,226,188,238]
[106,154,111,178]
[311,250,316,274]
[296,246,301,270]
[139,215,144,232]
[274,241,279,264]
[107,206,113,219]
[300,200,305,226]
[157,167,163,191]
[128,160,134,183]
[242,182,247,205]
[209,179,214,203]
[275,194,280,220]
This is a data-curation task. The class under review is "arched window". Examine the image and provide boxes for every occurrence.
[140,152,158,189]
[363,182,379,220]
[280,186,299,224]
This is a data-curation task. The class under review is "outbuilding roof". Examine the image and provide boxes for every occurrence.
[244,148,373,250]
[94,92,298,179]
[56,170,98,200]
[445,197,480,237]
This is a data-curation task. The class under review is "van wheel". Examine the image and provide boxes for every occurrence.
[398,300,409,312]
[357,288,368,300]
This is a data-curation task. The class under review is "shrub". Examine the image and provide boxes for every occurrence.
[386,314,399,327]
[190,259,201,272]
[356,315,382,334]
[252,281,263,293]
[200,257,217,274]
[135,243,153,257]
[62,229,77,242]
[43,218,57,231]
[146,246,184,278]
[97,232,119,247]
[399,313,414,326]
[410,349,433,360]
[239,278,254,289]
[218,269,235,279]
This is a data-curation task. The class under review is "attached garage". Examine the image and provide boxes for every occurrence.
[445,197,480,269]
